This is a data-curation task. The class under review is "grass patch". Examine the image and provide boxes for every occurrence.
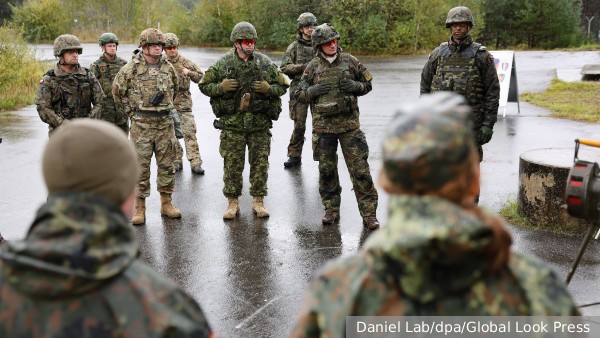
[521,79,600,123]
[499,200,587,236]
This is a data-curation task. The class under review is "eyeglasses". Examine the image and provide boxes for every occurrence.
[240,39,255,46]
[165,46,177,51]
[321,40,337,48]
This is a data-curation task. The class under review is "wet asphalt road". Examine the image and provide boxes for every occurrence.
[1,44,600,337]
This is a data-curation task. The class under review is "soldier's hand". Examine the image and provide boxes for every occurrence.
[251,80,270,94]
[340,79,363,94]
[307,83,331,100]
[219,78,239,93]
[478,125,494,145]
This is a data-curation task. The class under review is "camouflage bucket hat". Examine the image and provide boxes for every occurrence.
[297,12,317,29]
[445,6,474,28]
[99,32,119,46]
[53,34,83,57]
[382,92,475,192]
[312,23,340,48]
[139,28,165,47]
[164,33,179,47]
[230,22,257,42]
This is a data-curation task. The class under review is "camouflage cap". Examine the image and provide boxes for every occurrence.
[53,34,82,57]
[382,92,475,192]
[164,33,179,47]
[297,12,317,29]
[230,22,257,42]
[445,6,474,28]
[99,32,119,46]
[139,28,165,47]
[312,23,340,48]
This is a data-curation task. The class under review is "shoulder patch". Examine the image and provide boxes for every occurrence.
[364,70,373,82]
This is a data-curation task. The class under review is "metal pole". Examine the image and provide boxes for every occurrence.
[566,223,597,284]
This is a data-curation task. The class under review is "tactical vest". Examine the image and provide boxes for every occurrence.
[169,56,193,111]
[211,51,281,132]
[290,39,314,83]
[129,56,176,112]
[46,68,94,119]
[93,57,126,99]
[311,54,357,118]
[430,42,485,121]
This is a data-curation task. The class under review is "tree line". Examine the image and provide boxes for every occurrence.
[5,0,588,53]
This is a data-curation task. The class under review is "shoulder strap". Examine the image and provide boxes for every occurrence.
[45,69,55,77]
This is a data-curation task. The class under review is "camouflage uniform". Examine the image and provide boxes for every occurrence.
[281,13,317,163]
[113,45,179,198]
[0,192,213,337]
[199,41,287,198]
[90,54,128,132]
[295,24,378,224]
[290,92,578,338]
[166,45,205,171]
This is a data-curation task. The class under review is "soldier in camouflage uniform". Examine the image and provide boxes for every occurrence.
[90,32,129,133]
[113,28,181,225]
[290,92,579,338]
[0,119,213,337]
[294,23,379,229]
[35,34,104,135]
[281,12,317,168]
[199,22,288,219]
[420,6,500,162]
[164,32,206,175]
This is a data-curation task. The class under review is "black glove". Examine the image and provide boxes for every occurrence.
[308,83,331,100]
[340,79,362,94]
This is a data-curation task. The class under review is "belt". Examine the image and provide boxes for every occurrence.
[135,111,170,117]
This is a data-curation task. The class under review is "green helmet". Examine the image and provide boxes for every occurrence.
[297,12,317,29]
[164,33,179,47]
[445,6,474,28]
[311,23,339,48]
[382,92,475,192]
[230,22,258,42]
[139,28,165,47]
[99,32,119,46]
[53,34,82,57]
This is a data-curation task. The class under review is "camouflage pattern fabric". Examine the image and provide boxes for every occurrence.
[90,54,129,132]
[35,64,105,134]
[312,129,377,217]
[290,195,579,338]
[0,192,213,337]
[167,53,204,166]
[281,35,314,157]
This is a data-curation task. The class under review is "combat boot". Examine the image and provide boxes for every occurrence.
[223,197,240,220]
[362,216,380,230]
[191,159,205,175]
[131,197,146,225]
[160,192,181,218]
[322,210,339,225]
[284,156,302,168]
[252,196,269,218]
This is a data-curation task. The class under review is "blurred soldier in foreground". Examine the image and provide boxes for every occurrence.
[280,12,317,168]
[294,23,379,229]
[164,32,206,175]
[290,92,579,338]
[420,6,500,202]
[199,22,288,219]
[0,119,213,337]
[90,32,129,133]
[36,34,104,135]
[113,28,181,225]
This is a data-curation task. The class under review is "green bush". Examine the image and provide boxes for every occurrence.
[10,0,71,42]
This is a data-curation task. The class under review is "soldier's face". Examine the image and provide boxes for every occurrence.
[300,25,314,40]
[450,22,470,41]
[143,43,163,59]
[320,39,337,56]
[102,43,117,57]
[165,45,178,58]
[60,49,80,65]
[235,39,255,55]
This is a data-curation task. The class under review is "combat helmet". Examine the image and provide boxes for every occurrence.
[139,28,165,47]
[382,91,475,192]
[230,22,258,42]
[311,23,339,48]
[99,32,119,46]
[53,34,83,57]
[297,12,317,29]
[164,33,180,48]
[445,6,474,28]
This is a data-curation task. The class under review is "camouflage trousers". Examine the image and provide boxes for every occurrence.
[97,99,129,133]
[130,115,177,198]
[286,99,309,158]
[175,110,202,166]
[312,129,378,217]
[219,129,271,198]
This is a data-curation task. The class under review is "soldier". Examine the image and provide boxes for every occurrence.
[36,34,104,135]
[0,119,213,337]
[290,92,579,338]
[281,12,317,168]
[199,22,288,220]
[113,28,181,225]
[89,32,129,133]
[420,6,500,202]
[294,23,379,229]
[164,32,206,175]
